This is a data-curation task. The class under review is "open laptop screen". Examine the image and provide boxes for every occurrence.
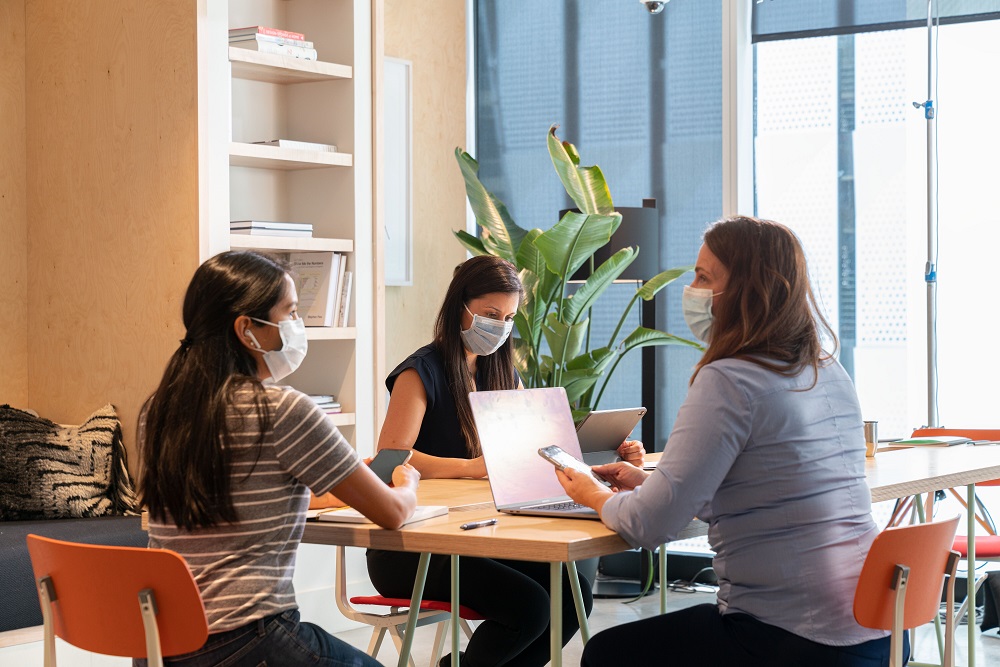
[470,387,584,508]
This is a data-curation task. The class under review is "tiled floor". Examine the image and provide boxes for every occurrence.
[334,583,1000,667]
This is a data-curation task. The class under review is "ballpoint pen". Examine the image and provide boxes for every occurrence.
[460,518,498,530]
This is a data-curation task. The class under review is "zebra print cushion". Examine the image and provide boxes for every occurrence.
[0,404,138,520]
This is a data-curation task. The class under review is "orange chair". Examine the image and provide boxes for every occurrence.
[26,534,208,667]
[854,516,961,667]
[910,428,1000,625]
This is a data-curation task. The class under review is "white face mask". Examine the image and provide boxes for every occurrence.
[246,317,308,383]
[461,304,514,356]
[682,285,719,343]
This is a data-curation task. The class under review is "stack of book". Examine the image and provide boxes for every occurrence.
[230,221,313,237]
[288,252,354,328]
[229,26,317,61]
[309,395,342,415]
[252,139,339,153]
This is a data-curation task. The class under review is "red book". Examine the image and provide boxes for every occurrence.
[229,25,305,41]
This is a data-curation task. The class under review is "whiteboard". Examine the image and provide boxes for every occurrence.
[384,58,413,286]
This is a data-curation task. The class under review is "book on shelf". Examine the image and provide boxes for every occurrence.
[288,252,341,327]
[331,259,348,329]
[336,271,353,327]
[229,25,305,40]
[308,505,449,525]
[229,34,313,49]
[230,40,317,61]
[252,139,339,153]
[231,228,313,238]
[230,220,313,232]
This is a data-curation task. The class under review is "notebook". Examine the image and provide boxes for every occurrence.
[576,407,646,465]
[307,505,448,525]
[470,387,599,519]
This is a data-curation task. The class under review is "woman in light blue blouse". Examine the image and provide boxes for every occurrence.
[559,216,899,667]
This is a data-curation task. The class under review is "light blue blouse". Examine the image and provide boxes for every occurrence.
[600,357,887,646]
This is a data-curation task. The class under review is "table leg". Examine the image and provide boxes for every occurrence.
[968,483,976,667]
[398,552,431,667]
[566,561,589,644]
[659,543,668,615]
[551,562,563,667]
[452,554,461,662]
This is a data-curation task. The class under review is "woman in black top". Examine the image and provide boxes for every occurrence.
[367,255,593,667]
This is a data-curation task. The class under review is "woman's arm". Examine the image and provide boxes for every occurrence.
[327,463,420,530]
[379,369,486,479]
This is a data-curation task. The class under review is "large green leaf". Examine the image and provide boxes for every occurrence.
[542,313,588,367]
[533,211,621,282]
[637,265,694,300]
[565,346,616,373]
[619,326,704,353]
[511,336,535,386]
[515,228,546,276]
[563,248,637,324]
[547,126,615,215]
[559,369,602,404]
[454,148,528,262]
[453,229,487,256]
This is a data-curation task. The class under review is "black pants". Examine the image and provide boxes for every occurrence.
[581,603,906,667]
[366,549,593,667]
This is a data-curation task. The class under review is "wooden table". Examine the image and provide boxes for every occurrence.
[304,445,1000,667]
[303,479,628,667]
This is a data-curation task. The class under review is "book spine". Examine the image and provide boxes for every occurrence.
[230,34,314,48]
[337,271,353,327]
[230,26,306,40]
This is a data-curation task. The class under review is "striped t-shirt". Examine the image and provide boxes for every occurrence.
[147,385,359,632]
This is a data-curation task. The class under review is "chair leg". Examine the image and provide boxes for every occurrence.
[368,627,387,657]
[951,571,989,630]
[430,622,448,667]
[388,624,417,667]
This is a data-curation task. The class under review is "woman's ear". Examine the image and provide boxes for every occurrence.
[234,315,261,352]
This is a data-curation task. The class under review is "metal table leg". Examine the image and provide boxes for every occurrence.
[968,483,977,667]
[660,543,668,615]
[451,554,461,663]
[398,552,431,667]
[566,561,590,644]
[551,562,563,667]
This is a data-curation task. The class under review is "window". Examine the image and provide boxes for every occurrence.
[754,16,1000,437]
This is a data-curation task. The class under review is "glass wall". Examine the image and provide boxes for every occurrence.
[755,19,1000,438]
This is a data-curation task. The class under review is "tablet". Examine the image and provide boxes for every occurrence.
[575,407,646,465]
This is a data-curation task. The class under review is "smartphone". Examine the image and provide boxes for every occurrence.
[368,449,413,485]
[537,445,611,487]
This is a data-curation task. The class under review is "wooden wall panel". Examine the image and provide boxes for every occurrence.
[25,0,199,469]
[383,0,467,372]
[0,0,28,406]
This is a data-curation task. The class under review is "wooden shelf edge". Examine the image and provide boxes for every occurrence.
[326,413,357,427]
[229,47,352,82]
[230,235,354,253]
[229,142,353,170]
[305,327,357,341]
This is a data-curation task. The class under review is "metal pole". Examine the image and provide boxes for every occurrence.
[924,0,939,428]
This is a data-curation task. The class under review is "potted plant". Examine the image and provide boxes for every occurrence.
[455,126,701,417]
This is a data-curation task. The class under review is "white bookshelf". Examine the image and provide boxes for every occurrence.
[199,0,377,458]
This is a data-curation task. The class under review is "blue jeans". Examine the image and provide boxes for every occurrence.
[134,609,381,667]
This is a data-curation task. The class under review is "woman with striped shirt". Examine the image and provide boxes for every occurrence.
[138,250,417,666]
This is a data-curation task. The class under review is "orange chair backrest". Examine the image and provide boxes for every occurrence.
[26,534,209,658]
[854,516,959,630]
[911,428,1000,486]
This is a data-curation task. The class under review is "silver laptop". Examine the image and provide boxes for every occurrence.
[470,387,599,519]
[576,407,646,465]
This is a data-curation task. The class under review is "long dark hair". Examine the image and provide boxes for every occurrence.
[139,251,290,530]
[693,216,836,384]
[434,255,523,456]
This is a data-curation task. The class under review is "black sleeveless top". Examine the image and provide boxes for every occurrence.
[386,343,485,460]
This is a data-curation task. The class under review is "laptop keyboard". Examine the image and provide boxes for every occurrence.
[521,500,590,512]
